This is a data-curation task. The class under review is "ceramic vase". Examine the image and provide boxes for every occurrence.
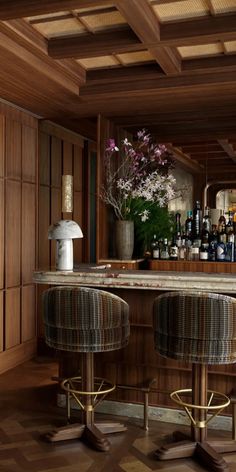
[115,220,134,260]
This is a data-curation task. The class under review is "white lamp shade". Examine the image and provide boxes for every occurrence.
[48,220,83,240]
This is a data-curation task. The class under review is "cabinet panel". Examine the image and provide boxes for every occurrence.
[0,180,4,289]
[63,141,73,175]
[6,119,21,179]
[22,285,36,342]
[38,186,50,270]
[51,136,62,187]
[22,125,37,182]
[0,291,3,352]
[22,183,36,284]
[5,288,21,349]
[73,190,83,263]
[6,181,21,287]
[39,131,50,186]
[0,115,5,177]
[73,145,83,192]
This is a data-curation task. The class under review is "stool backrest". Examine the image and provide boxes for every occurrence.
[153,291,236,364]
[43,286,129,353]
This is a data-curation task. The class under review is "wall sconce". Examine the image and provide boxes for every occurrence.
[62,175,73,212]
[48,220,83,271]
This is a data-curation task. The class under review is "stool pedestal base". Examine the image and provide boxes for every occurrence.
[45,421,127,452]
[155,434,236,472]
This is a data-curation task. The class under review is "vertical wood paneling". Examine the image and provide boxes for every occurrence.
[22,183,36,284]
[38,186,50,270]
[0,115,5,177]
[51,136,62,187]
[39,131,50,186]
[73,190,83,263]
[0,291,3,352]
[51,187,61,267]
[73,145,83,192]
[22,125,37,182]
[0,181,4,289]
[5,288,21,349]
[6,181,21,288]
[0,106,38,375]
[22,285,36,342]
[63,141,73,174]
[5,119,21,179]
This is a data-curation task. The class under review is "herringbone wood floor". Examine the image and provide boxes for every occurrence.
[0,357,236,471]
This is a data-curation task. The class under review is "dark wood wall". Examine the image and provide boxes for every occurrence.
[0,102,38,373]
[37,120,93,338]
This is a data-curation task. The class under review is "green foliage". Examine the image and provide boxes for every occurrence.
[131,198,174,253]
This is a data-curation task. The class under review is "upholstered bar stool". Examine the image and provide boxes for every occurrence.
[153,291,236,472]
[43,286,129,452]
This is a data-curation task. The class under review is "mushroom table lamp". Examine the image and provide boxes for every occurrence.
[48,220,83,271]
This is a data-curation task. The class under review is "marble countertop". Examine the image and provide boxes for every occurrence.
[33,267,236,293]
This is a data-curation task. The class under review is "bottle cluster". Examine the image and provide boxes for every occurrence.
[151,202,236,262]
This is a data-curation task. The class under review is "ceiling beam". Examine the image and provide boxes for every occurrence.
[0,0,113,20]
[218,139,236,164]
[48,29,141,59]
[116,0,181,74]
[0,29,81,95]
[81,69,236,97]
[161,13,236,45]
[166,145,203,174]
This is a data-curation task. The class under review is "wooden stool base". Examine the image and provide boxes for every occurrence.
[45,420,127,452]
[155,432,236,472]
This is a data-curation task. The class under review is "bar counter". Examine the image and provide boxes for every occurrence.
[33,267,236,293]
[33,267,236,429]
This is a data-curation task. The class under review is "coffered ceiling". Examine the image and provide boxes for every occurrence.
[0,0,236,178]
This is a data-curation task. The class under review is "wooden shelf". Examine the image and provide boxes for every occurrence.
[98,259,145,270]
[148,259,236,274]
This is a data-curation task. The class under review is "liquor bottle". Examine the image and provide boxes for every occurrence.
[185,210,193,240]
[179,236,187,260]
[225,241,234,262]
[169,236,179,260]
[202,208,211,239]
[226,211,234,240]
[175,212,182,248]
[193,200,202,245]
[151,234,159,259]
[199,243,209,261]
[208,225,218,261]
[160,238,170,260]
[218,214,227,244]
[216,240,226,261]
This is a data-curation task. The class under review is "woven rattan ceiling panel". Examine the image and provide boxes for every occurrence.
[77,10,126,31]
[116,51,154,65]
[32,17,86,38]
[178,42,223,59]
[74,4,115,13]
[224,40,236,53]
[152,0,209,22]
[210,0,236,14]
[77,55,119,70]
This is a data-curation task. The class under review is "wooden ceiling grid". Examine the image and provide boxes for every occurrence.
[0,0,235,176]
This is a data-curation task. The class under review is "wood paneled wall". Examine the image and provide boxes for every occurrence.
[38,121,87,337]
[0,102,38,374]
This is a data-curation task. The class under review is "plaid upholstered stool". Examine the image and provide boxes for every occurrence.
[153,291,236,472]
[43,286,129,451]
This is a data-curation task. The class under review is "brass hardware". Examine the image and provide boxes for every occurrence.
[170,388,230,429]
[61,376,116,419]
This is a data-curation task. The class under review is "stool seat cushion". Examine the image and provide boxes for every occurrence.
[43,286,130,352]
[153,291,236,364]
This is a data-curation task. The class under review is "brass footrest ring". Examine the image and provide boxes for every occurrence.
[61,376,116,397]
[170,389,230,411]
[170,389,230,429]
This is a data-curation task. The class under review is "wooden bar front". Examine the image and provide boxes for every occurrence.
[34,269,236,415]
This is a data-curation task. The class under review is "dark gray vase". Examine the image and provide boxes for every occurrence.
[115,220,134,260]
